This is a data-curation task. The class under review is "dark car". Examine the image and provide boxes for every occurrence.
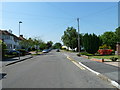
[17,49,31,56]
[6,50,21,55]
[56,49,60,52]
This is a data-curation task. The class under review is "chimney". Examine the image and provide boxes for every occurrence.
[8,29,12,34]
[20,35,23,37]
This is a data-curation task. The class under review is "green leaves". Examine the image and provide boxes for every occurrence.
[53,42,62,49]
[115,27,120,42]
[83,33,101,54]
[19,37,45,50]
[100,31,117,50]
[61,27,78,50]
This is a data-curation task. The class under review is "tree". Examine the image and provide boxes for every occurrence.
[39,42,47,50]
[19,38,34,50]
[100,31,117,50]
[115,27,120,42]
[83,33,101,54]
[0,40,7,57]
[20,37,44,51]
[61,27,78,50]
[53,42,62,49]
[33,37,44,50]
[46,41,53,49]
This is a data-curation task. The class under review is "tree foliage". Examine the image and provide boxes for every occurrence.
[61,27,78,50]
[83,33,101,54]
[39,42,47,50]
[19,38,34,49]
[46,41,53,49]
[53,42,62,49]
[19,37,45,50]
[0,40,7,57]
[115,27,120,42]
[100,31,117,50]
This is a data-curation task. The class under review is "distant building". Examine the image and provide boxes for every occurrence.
[0,29,25,49]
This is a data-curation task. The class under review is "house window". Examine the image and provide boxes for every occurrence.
[7,44,12,49]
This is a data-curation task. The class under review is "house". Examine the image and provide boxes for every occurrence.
[0,29,25,50]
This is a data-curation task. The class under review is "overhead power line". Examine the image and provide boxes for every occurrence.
[80,4,117,19]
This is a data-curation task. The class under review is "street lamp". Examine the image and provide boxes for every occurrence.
[19,21,22,36]
[18,21,22,60]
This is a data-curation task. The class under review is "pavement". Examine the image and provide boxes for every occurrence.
[63,52,120,89]
[0,55,33,68]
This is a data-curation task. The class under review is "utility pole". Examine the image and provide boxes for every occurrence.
[77,18,80,54]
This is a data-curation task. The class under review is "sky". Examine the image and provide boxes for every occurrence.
[0,2,118,44]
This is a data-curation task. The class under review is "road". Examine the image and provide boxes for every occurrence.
[2,50,117,88]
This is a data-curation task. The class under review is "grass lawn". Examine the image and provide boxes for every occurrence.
[89,55,119,60]
[3,54,17,59]
[31,52,43,55]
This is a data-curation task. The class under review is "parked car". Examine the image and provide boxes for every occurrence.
[48,48,52,51]
[6,50,21,55]
[42,49,49,53]
[17,49,31,56]
[56,49,60,52]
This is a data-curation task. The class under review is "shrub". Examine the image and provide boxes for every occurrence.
[99,44,111,49]
[61,48,66,50]
[16,49,26,56]
[80,52,93,56]
[98,49,113,55]
[111,50,115,55]
[80,52,89,55]
[66,49,69,51]
[0,40,7,57]
[110,57,118,61]
[77,53,81,56]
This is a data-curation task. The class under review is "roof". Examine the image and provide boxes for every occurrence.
[19,36,26,40]
[0,30,25,40]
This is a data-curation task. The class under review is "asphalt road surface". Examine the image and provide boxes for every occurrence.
[2,50,117,89]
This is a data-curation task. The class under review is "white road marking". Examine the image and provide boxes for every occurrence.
[67,56,85,70]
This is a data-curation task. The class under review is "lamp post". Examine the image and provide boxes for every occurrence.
[19,21,22,36]
[18,21,22,60]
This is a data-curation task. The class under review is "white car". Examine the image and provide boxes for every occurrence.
[42,49,49,53]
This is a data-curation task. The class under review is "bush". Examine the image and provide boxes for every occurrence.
[80,52,93,56]
[99,44,111,49]
[98,49,113,55]
[16,49,27,56]
[66,49,69,51]
[111,50,115,55]
[80,52,88,55]
[77,53,81,56]
[61,48,66,50]
[110,57,118,61]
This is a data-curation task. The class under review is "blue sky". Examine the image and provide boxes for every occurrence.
[1,2,118,44]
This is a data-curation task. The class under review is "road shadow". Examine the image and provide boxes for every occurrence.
[2,58,19,62]
[104,60,120,62]
[0,73,7,80]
